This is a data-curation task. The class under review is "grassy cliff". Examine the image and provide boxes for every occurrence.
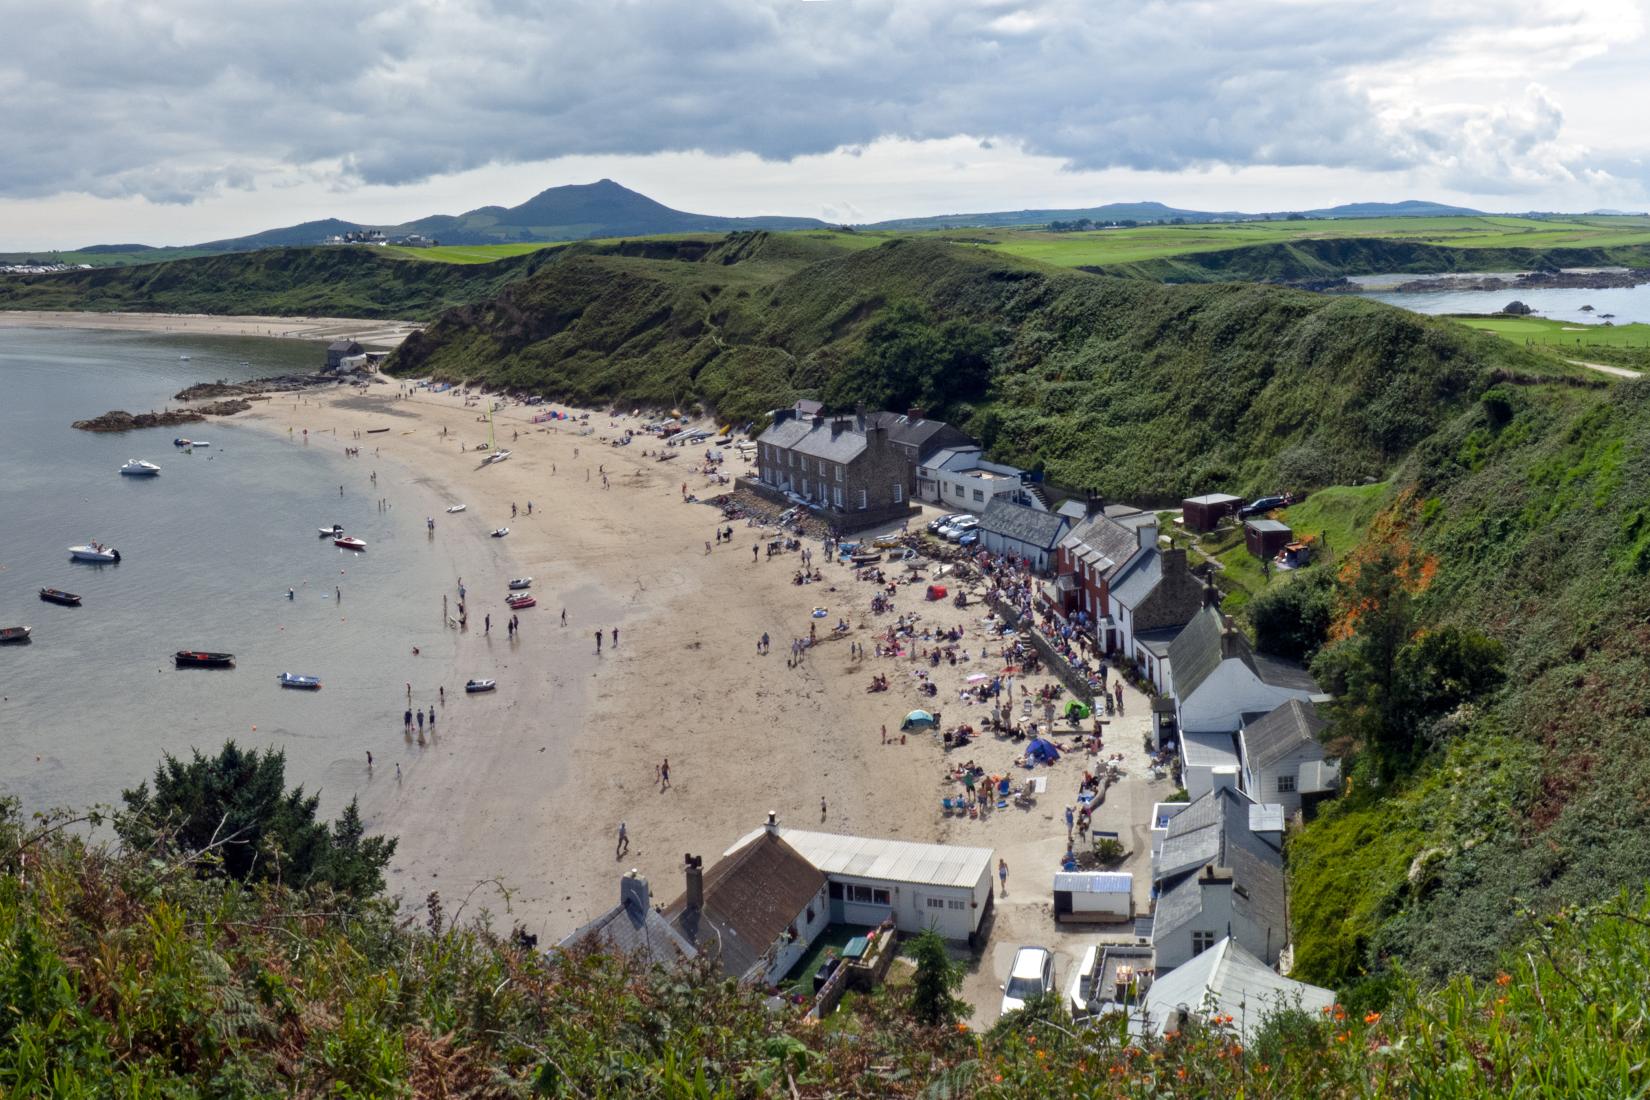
[391,233,1568,499]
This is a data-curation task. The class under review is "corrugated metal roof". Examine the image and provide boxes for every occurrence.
[1054,871,1133,894]
[1245,519,1291,534]
[1184,493,1242,506]
[1145,938,1335,1043]
[725,826,994,890]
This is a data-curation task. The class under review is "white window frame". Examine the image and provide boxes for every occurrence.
[893,482,903,504]
[1276,774,1297,794]
[857,489,868,511]
[1191,930,1217,955]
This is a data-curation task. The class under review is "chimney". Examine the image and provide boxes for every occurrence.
[619,869,650,914]
[683,854,704,910]
[1211,765,1239,794]
[1219,619,1246,660]
[1136,520,1159,552]
[765,811,779,835]
[1200,580,1221,609]
[1198,863,1233,886]
[831,418,844,438]
[854,403,867,432]
[907,406,925,422]
[1163,547,1188,575]
[811,413,825,429]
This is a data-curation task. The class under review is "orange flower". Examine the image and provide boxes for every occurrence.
[1364,1012,1381,1025]
[1336,1031,1351,1043]
[1495,972,1512,987]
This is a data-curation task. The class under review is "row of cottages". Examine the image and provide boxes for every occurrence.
[1052,509,1160,651]
[752,406,971,531]
[977,498,1088,571]
[561,817,996,985]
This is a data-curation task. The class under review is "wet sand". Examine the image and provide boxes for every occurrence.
[0,310,419,347]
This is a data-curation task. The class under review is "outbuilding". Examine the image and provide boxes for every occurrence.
[1244,518,1292,560]
[1181,493,1242,533]
[1053,871,1135,923]
[724,822,996,946]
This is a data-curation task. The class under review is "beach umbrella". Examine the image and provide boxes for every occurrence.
[902,710,936,730]
[967,673,990,683]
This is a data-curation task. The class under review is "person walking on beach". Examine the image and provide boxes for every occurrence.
[439,685,445,705]
[595,630,603,654]
[660,758,671,790]
[753,544,759,562]
[1065,805,1075,837]
[561,608,567,626]
[998,858,1009,896]
[611,627,618,648]
[616,821,629,858]
[820,796,828,821]
[336,585,341,601]
[403,707,413,731]
[485,613,491,635]
[366,751,373,770]
[406,681,412,702]
[427,706,435,731]
[396,763,402,782]
[417,709,424,734]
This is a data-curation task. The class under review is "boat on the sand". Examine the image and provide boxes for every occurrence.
[508,577,532,589]
[507,594,536,609]
[0,626,31,644]
[465,678,496,693]
[39,588,81,606]
[334,536,367,550]
[445,504,466,513]
[176,650,234,668]
[490,527,509,538]
[278,672,322,690]
[69,543,120,563]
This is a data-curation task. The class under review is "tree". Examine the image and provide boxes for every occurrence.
[119,741,395,901]
[907,928,971,1027]
[821,301,996,416]
[1250,570,1335,662]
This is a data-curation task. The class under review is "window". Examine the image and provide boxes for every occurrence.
[1191,931,1217,955]
[835,464,843,482]
[857,489,868,511]
[802,478,811,497]
[972,489,984,502]
[848,884,891,906]
[833,485,842,508]
[926,897,946,910]
[893,483,903,503]
[828,882,844,900]
[948,899,967,910]
[1276,774,1297,794]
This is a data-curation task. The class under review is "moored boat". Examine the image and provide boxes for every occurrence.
[69,543,120,563]
[333,536,367,551]
[0,625,31,644]
[490,527,509,538]
[319,523,344,537]
[465,678,496,693]
[173,437,192,447]
[39,588,81,606]
[119,459,161,476]
[446,504,466,513]
[176,650,234,668]
[278,672,322,690]
[508,577,532,590]
[506,594,536,609]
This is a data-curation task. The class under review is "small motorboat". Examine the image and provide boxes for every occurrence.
[278,672,322,690]
[178,354,191,361]
[490,527,509,538]
[176,650,234,668]
[69,543,120,563]
[483,449,512,465]
[334,536,367,551]
[39,588,81,606]
[192,441,211,448]
[508,577,532,590]
[507,594,536,609]
[446,504,467,513]
[465,678,496,693]
[0,625,31,644]
[173,437,192,447]
[119,459,161,477]
[319,524,344,538]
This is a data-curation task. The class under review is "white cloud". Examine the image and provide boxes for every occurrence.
[0,0,1646,244]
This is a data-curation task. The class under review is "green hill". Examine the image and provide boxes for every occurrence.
[390,232,1568,499]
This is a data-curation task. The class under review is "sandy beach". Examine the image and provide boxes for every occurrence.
[0,310,420,348]
[235,382,1166,962]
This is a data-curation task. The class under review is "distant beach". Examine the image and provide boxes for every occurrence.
[0,309,420,347]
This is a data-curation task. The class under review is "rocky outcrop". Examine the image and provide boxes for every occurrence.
[72,398,254,432]
[173,373,339,401]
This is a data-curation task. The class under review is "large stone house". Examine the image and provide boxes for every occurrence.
[1108,546,1206,692]
[753,409,919,531]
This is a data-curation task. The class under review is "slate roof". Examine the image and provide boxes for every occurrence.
[923,446,983,472]
[867,413,972,457]
[757,417,868,463]
[980,497,1070,551]
[1168,606,1319,704]
[794,399,824,416]
[1136,627,1181,658]
[327,339,362,353]
[560,882,698,969]
[665,832,826,982]
[1111,550,1163,609]
[1241,699,1329,772]
[1062,513,1153,583]
[1155,785,1268,884]
[1144,938,1334,1043]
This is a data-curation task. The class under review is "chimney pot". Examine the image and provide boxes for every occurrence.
[684,854,704,910]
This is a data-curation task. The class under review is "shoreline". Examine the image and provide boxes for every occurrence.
[0,310,421,348]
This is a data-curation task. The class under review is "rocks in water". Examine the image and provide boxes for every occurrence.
[1500,300,1534,316]
[173,373,336,402]
[72,399,253,432]
[1581,304,1595,312]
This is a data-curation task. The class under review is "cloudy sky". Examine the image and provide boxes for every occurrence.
[3,0,1647,249]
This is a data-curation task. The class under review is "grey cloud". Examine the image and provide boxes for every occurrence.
[0,0,1631,203]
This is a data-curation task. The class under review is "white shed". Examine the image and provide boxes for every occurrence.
[1053,871,1135,922]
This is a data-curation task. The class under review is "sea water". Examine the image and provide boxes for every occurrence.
[1355,275,1650,328]
[0,327,460,817]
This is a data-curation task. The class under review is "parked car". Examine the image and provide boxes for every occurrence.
[929,513,967,533]
[958,530,980,548]
[943,517,980,542]
[1000,946,1055,1017]
[1240,494,1291,518]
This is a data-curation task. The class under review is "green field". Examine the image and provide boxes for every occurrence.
[1451,313,1650,349]
[381,242,566,264]
[940,215,1650,269]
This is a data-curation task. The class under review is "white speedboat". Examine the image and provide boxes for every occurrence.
[119,459,160,476]
[69,543,120,563]
[490,527,509,538]
[319,524,344,538]
[278,672,322,690]
[482,449,511,465]
[508,577,532,590]
[465,678,496,693]
[191,441,211,448]
[446,504,466,513]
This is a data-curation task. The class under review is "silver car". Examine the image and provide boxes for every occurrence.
[1000,946,1055,1016]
